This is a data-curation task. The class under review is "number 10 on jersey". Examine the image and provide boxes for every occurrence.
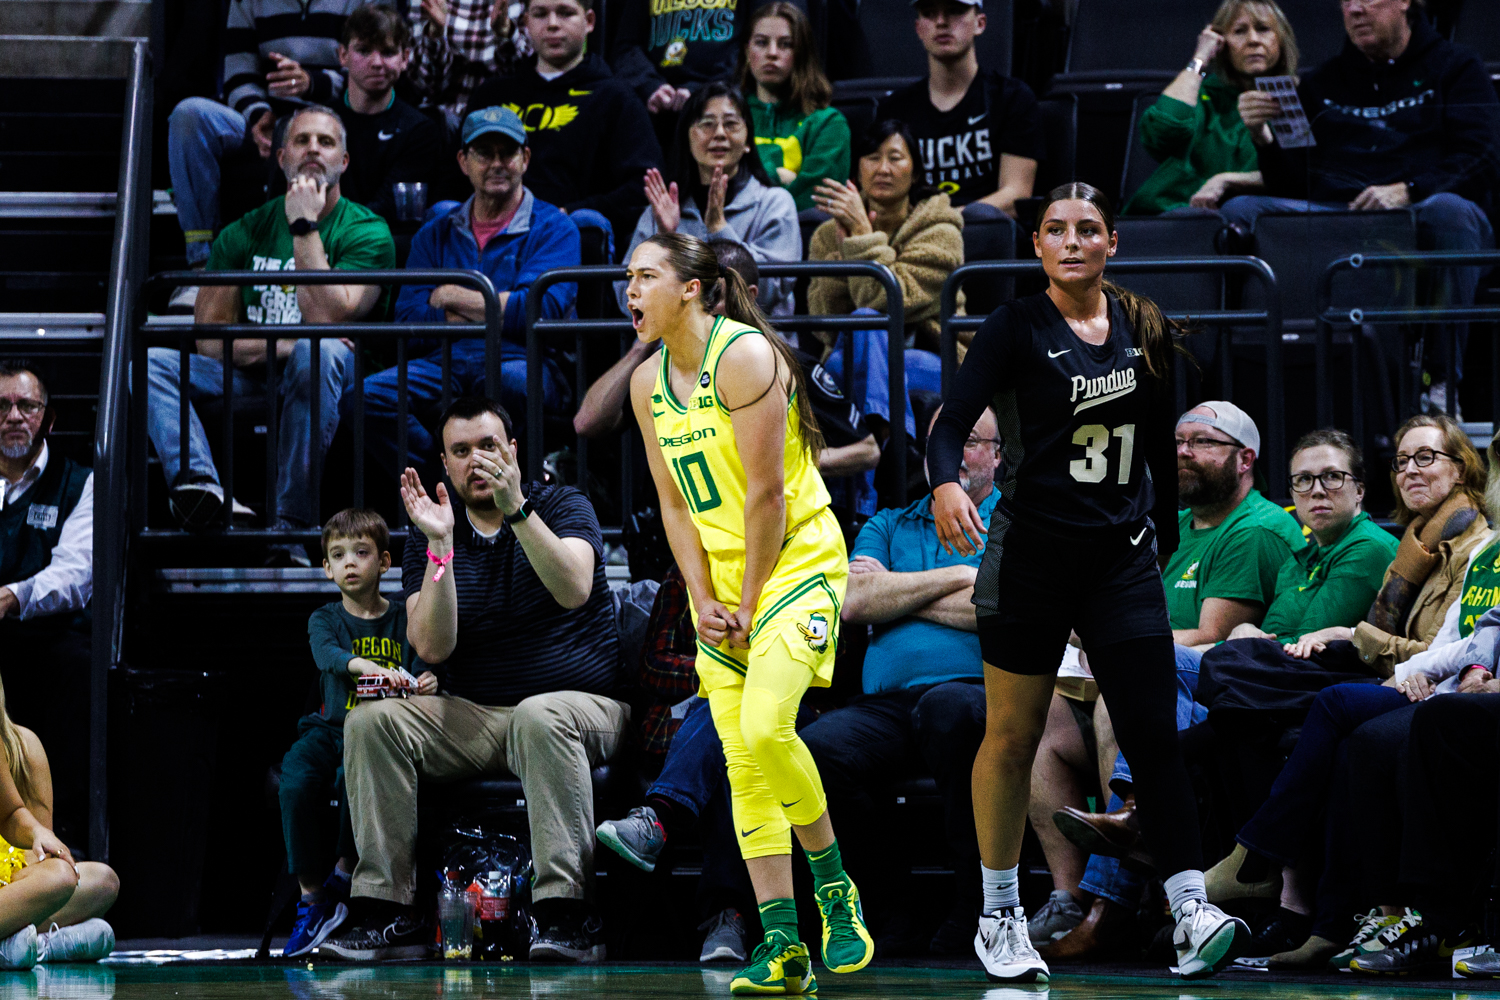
[1070,424,1136,484]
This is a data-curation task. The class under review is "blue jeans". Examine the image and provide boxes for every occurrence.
[144,340,354,526]
[1079,645,1207,907]
[821,309,940,514]
[168,97,249,265]
[1220,192,1495,382]
[362,338,568,485]
[1238,681,1408,864]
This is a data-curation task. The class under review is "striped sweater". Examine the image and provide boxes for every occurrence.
[223,0,363,121]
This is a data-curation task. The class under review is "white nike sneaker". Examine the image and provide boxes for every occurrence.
[1173,898,1247,978]
[38,919,115,963]
[0,924,38,970]
[975,907,1050,984]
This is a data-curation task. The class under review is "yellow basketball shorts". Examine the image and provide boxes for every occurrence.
[691,509,847,859]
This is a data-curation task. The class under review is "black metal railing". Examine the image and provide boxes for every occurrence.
[91,40,153,864]
[1316,251,1500,441]
[939,257,1287,498]
[526,260,910,507]
[131,269,500,542]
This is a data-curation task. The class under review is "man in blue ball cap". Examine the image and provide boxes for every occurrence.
[364,105,582,487]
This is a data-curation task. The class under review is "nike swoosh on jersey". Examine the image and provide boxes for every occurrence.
[967,114,985,125]
[1048,349,1071,358]
[1130,527,1148,545]
[780,799,802,809]
[1074,383,1136,414]
[377,130,395,141]
[740,824,767,837]
[568,88,592,96]
[652,409,665,417]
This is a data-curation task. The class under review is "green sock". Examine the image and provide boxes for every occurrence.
[806,840,846,890]
[758,898,799,943]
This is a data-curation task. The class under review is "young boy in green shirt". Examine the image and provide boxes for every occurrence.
[280,509,434,957]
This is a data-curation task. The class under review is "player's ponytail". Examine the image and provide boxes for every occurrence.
[1036,182,1187,382]
[644,232,824,458]
[0,677,35,807]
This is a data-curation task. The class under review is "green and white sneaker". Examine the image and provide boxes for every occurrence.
[730,931,816,996]
[1331,908,1415,969]
[815,876,874,973]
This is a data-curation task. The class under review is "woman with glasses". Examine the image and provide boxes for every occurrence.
[1202,418,1495,968]
[616,82,801,319]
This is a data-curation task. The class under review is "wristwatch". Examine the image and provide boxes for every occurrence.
[289,217,319,237]
[1186,57,1208,78]
[504,497,533,525]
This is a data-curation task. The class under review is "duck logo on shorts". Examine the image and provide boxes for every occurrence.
[796,613,829,653]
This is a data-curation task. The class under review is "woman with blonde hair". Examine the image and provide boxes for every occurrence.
[0,676,118,969]
[1124,0,1299,214]
[738,1,850,212]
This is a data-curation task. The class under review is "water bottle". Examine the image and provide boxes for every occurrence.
[475,870,513,961]
[438,871,474,960]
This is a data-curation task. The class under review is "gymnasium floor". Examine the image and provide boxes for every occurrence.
[9,960,1500,999]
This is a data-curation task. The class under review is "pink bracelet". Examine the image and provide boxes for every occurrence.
[427,547,454,583]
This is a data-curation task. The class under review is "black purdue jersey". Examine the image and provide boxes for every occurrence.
[928,291,1179,559]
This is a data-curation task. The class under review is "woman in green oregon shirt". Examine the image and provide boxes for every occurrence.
[1123,0,1299,215]
[738,1,849,212]
[1224,429,1397,649]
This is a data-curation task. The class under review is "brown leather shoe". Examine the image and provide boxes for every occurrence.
[1039,895,1126,961]
[1052,795,1154,869]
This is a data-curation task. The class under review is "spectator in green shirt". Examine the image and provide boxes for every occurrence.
[1165,401,1307,649]
[738,1,850,213]
[1123,0,1299,215]
[1226,429,1397,649]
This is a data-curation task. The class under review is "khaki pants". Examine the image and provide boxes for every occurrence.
[344,691,630,905]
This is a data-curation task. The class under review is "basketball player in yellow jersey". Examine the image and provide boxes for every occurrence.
[626,233,873,995]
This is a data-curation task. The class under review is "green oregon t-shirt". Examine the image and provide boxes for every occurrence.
[1163,489,1307,631]
[207,195,395,324]
[1257,511,1398,641]
[1457,534,1500,638]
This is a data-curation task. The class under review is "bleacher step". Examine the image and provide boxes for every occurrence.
[0,34,142,78]
[154,564,634,595]
[0,0,150,38]
[0,312,105,339]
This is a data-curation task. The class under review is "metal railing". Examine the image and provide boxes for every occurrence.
[939,257,1286,497]
[92,40,153,864]
[131,269,500,542]
[526,260,910,507]
[1316,251,1500,441]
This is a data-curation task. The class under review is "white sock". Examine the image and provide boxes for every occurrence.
[1164,869,1208,921]
[981,864,1021,915]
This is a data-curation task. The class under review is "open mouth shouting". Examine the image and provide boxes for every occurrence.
[630,306,645,331]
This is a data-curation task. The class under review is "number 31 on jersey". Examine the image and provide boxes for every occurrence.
[1070,423,1136,484]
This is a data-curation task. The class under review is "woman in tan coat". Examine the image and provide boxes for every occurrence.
[804,119,963,512]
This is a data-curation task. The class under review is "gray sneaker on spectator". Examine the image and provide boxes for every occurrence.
[698,908,747,963]
[0,924,37,970]
[38,919,114,963]
[1029,890,1084,944]
[596,805,666,872]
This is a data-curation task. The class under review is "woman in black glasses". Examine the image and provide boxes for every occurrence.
[1197,418,1494,968]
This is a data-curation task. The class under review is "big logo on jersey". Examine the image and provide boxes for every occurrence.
[1070,367,1137,414]
[504,103,580,132]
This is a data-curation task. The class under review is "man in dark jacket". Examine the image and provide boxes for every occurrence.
[1222,0,1499,414]
[467,0,661,249]
[608,0,747,115]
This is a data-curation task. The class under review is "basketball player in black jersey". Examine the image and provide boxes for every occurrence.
[927,183,1246,982]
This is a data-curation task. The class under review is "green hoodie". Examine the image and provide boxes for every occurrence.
[1123,73,1259,216]
[747,94,850,212]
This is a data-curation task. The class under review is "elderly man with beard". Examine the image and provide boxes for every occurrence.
[0,362,94,849]
[145,106,394,562]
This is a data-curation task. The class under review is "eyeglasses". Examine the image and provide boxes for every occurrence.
[1290,470,1359,493]
[691,116,747,135]
[1391,448,1457,472]
[0,398,44,418]
[463,144,520,165]
[1174,435,1240,452]
[965,436,1001,450]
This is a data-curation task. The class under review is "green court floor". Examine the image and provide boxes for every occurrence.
[0,963,1496,999]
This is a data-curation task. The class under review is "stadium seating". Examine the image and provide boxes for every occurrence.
[843,0,1012,82]
[1118,90,1161,210]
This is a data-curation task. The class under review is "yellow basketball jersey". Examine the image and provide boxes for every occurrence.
[650,316,832,568]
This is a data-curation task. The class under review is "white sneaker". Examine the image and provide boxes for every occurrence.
[38,919,114,963]
[167,285,199,313]
[0,924,38,970]
[1173,898,1247,978]
[974,907,1050,984]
